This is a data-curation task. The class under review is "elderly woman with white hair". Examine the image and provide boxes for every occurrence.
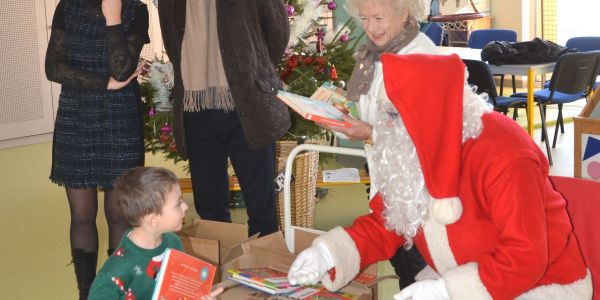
[316,0,437,290]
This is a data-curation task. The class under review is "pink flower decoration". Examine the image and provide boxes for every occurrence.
[148,107,156,117]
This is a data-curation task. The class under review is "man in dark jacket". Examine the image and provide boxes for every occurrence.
[157,0,290,236]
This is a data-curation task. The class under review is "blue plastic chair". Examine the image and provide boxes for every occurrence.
[468,29,518,96]
[564,37,600,90]
[511,51,600,164]
[424,22,444,46]
[544,37,600,90]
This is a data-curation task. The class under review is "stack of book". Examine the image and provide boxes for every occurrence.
[226,267,358,299]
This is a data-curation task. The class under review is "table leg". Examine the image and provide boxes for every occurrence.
[527,69,535,136]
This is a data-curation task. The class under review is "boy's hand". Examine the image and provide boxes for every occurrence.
[102,0,122,26]
[202,287,224,300]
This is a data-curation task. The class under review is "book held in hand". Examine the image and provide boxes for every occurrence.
[276,90,353,128]
[151,248,216,300]
[310,82,359,119]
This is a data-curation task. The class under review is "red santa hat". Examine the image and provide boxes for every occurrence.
[381,53,465,224]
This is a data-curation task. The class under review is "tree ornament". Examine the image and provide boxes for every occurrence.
[330,64,338,81]
[148,107,156,117]
[340,33,349,43]
[336,80,346,88]
[315,28,326,53]
[286,4,295,16]
[327,1,337,10]
[160,123,172,134]
[159,134,170,144]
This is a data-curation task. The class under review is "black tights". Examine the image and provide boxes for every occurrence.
[66,187,130,252]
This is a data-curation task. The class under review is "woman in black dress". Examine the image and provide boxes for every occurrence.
[45,0,149,298]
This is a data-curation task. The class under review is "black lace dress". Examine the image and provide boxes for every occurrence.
[46,0,149,189]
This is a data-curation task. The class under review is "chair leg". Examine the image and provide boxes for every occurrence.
[541,105,548,142]
[538,103,553,165]
[558,103,564,133]
[552,104,564,148]
[511,107,519,120]
[499,75,505,96]
[511,75,517,94]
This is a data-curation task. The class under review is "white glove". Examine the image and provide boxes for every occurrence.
[287,243,334,286]
[394,279,450,300]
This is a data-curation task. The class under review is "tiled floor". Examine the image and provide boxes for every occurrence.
[0,99,587,299]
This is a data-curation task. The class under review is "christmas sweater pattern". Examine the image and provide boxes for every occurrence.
[88,231,183,300]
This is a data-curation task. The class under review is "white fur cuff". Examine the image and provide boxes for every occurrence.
[443,262,492,300]
[431,197,463,224]
[313,226,360,291]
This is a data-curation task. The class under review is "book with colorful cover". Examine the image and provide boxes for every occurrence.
[310,82,359,119]
[226,267,298,295]
[151,248,216,300]
[276,90,352,128]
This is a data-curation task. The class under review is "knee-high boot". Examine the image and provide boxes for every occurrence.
[71,249,97,300]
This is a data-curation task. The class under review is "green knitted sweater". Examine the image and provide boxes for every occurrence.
[88,230,183,300]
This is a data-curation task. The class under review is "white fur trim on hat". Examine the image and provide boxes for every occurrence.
[313,226,360,291]
[431,197,463,224]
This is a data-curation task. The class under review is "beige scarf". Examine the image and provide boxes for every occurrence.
[346,20,420,102]
[181,0,235,112]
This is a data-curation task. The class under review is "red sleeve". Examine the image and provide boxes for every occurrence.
[345,193,406,270]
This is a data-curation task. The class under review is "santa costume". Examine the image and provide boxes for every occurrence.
[311,54,592,299]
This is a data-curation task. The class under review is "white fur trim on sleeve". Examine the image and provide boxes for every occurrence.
[516,269,592,300]
[443,262,492,300]
[313,226,360,291]
[431,197,463,224]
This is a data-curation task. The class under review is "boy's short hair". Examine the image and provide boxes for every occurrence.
[112,167,179,227]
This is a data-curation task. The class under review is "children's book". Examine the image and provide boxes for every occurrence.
[310,82,359,119]
[226,267,298,295]
[276,90,352,128]
[151,248,216,300]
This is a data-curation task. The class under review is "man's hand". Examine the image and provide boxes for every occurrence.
[394,279,450,300]
[102,0,122,26]
[287,243,334,286]
[107,62,143,90]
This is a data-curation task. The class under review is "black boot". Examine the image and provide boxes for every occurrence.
[72,249,97,300]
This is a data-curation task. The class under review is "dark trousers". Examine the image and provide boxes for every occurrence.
[389,246,427,289]
[184,110,278,237]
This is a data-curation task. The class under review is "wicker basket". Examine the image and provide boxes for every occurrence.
[275,141,319,229]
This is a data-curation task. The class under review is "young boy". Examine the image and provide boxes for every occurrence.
[88,167,222,299]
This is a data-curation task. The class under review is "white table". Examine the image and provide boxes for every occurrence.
[437,46,556,137]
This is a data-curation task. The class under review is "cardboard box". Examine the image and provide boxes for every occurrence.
[178,219,251,282]
[217,227,377,299]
